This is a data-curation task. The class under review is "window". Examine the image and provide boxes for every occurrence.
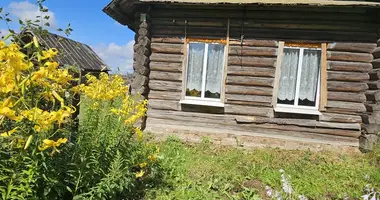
[183,42,225,106]
[275,46,321,114]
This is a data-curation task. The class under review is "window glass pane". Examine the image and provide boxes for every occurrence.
[298,49,321,107]
[205,44,224,99]
[186,43,205,97]
[277,48,300,105]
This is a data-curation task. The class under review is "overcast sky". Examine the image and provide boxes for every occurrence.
[0,0,135,74]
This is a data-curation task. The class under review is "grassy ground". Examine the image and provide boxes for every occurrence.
[145,137,380,200]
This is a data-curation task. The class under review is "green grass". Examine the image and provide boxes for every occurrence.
[146,136,380,200]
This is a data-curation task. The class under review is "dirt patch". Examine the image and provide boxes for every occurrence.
[242,179,269,199]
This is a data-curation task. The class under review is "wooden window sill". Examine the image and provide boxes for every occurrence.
[274,105,322,116]
[180,99,225,107]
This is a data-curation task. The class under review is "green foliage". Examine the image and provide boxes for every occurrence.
[147,138,380,200]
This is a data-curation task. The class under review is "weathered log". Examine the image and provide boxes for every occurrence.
[149,90,181,101]
[151,37,183,44]
[228,56,276,67]
[227,76,274,87]
[152,18,226,27]
[150,61,182,73]
[328,91,366,103]
[372,46,380,59]
[328,42,376,53]
[229,39,278,47]
[131,74,149,89]
[149,80,182,92]
[365,90,380,102]
[235,116,360,130]
[151,43,183,54]
[368,81,380,90]
[133,54,149,67]
[328,81,368,92]
[229,46,277,57]
[369,69,380,81]
[326,101,366,113]
[150,53,183,63]
[327,51,373,63]
[151,25,227,37]
[227,66,275,78]
[377,39,380,47]
[327,61,372,72]
[225,85,273,96]
[133,63,150,76]
[225,94,272,103]
[372,58,380,69]
[319,112,362,123]
[225,100,272,107]
[131,85,149,96]
[150,71,182,82]
[149,99,180,111]
[133,45,150,56]
[225,104,272,117]
[327,71,369,82]
[135,36,150,47]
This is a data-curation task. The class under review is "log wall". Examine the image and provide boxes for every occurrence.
[143,5,380,141]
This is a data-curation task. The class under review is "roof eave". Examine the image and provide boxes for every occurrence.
[103,0,137,30]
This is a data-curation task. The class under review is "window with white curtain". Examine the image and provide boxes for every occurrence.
[276,46,321,113]
[185,42,225,102]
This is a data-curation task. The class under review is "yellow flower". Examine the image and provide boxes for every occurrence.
[0,98,22,121]
[148,154,157,162]
[135,170,145,178]
[38,138,68,151]
[44,61,59,71]
[0,128,18,137]
[38,48,58,61]
[134,128,143,140]
[138,162,147,168]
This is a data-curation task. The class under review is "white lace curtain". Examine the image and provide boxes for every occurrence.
[278,48,321,105]
[205,44,224,98]
[186,43,205,95]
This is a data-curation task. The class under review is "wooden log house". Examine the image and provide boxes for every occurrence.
[103,0,380,149]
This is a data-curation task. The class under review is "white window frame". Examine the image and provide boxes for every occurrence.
[275,46,322,115]
[180,42,226,107]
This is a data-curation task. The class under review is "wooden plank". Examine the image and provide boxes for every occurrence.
[152,37,183,44]
[225,94,272,103]
[320,112,362,123]
[221,18,230,104]
[150,61,182,72]
[227,76,274,87]
[150,53,183,63]
[327,71,369,82]
[149,90,181,101]
[229,39,278,47]
[151,43,183,54]
[328,91,366,103]
[327,42,376,53]
[327,51,373,63]
[320,43,328,111]
[150,71,182,82]
[148,99,180,111]
[228,56,276,67]
[328,81,368,92]
[327,61,372,72]
[226,85,273,96]
[229,46,277,57]
[149,80,182,92]
[225,104,272,117]
[326,101,366,113]
[227,66,275,77]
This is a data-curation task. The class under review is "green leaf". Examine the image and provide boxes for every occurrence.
[0,7,3,13]
[66,186,73,193]
[18,19,24,25]
[44,22,50,27]
[5,18,11,22]
[57,28,63,32]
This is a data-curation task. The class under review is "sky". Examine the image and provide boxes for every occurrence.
[0,0,135,74]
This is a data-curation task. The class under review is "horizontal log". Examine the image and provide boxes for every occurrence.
[328,81,368,92]
[227,76,274,87]
[225,100,272,107]
[319,112,362,123]
[229,39,278,47]
[327,91,366,103]
[149,90,181,101]
[151,37,184,44]
[225,94,272,103]
[235,116,360,130]
[228,56,276,67]
[368,81,380,90]
[372,59,380,69]
[227,66,275,78]
[152,18,226,27]
[229,46,277,57]
[327,71,369,82]
[149,80,182,92]
[151,25,227,37]
[150,71,182,82]
[372,47,380,59]
[226,85,273,96]
[327,51,373,63]
[151,43,183,54]
[327,42,376,53]
[327,61,372,72]
[326,101,366,113]
[150,61,182,72]
[150,53,183,63]
[149,99,180,111]
[224,104,272,117]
